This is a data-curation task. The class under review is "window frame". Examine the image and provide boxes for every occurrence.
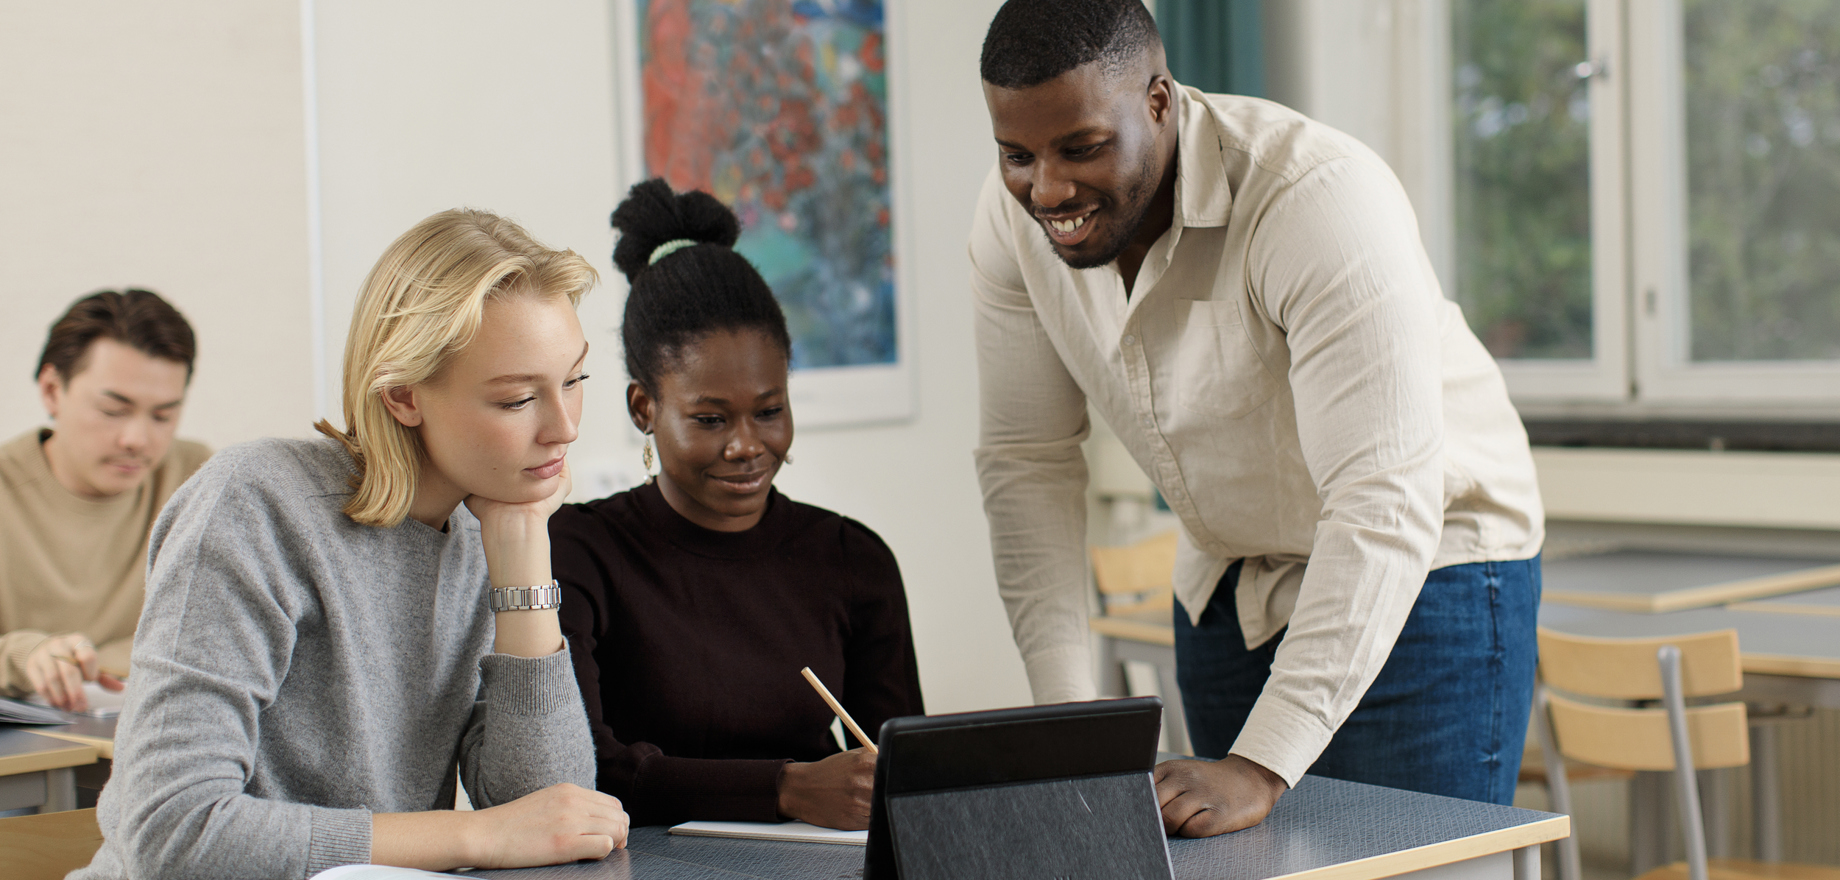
[1427,0,1840,417]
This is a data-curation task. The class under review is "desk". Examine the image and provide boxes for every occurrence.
[0,729,98,815]
[1537,603,1840,868]
[1541,551,1840,613]
[474,775,1567,880]
[1731,584,1840,619]
[29,716,118,760]
[1536,604,1840,707]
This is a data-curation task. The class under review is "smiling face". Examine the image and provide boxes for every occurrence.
[984,60,1179,270]
[629,327,792,533]
[38,338,190,499]
[385,293,588,525]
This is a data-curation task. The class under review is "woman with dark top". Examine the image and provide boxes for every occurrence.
[551,179,924,831]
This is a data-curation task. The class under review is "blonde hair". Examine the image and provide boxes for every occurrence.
[314,208,597,527]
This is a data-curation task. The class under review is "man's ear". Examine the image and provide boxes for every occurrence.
[627,381,655,434]
[37,364,65,420]
[379,385,424,428]
[1146,73,1176,128]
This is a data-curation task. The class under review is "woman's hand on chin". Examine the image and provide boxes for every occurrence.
[466,462,574,536]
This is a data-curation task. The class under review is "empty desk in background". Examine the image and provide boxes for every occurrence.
[0,729,98,815]
[1731,584,1840,618]
[1541,550,1840,612]
[1537,603,1840,869]
[474,774,1568,880]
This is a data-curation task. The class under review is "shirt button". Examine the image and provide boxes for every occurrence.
[1122,335,1135,345]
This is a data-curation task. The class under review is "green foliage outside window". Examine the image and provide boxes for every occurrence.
[1451,0,1593,361]
[1686,0,1840,362]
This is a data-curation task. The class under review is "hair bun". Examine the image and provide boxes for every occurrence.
[609,178,742,283]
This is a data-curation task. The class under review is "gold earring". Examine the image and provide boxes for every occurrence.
[642,435,655,483]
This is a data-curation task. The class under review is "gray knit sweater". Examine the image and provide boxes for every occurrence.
[71,438,595,880]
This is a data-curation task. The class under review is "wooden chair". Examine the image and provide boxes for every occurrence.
[0,807,103,880]
[1090,530,1177,616]
[1533,627,1840,880]
[1088,530,1189,753]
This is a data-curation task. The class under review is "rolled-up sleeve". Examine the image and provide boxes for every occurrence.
[969,169,1098,705]
[1229,156,1448,786]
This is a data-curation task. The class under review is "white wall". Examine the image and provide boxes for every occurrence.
[0,3,317,449]
[1,0,1032,714]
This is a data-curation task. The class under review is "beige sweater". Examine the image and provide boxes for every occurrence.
[0,428,209,694]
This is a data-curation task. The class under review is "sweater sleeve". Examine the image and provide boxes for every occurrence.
[0,627,50,697]
[839,520,925,742]
[552,510,790,826]
[98,457,372,880]
[456,647,596,808]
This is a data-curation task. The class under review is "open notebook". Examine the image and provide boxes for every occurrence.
[669,820,868,845]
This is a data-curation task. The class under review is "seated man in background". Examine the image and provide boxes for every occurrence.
[0,288,209,712]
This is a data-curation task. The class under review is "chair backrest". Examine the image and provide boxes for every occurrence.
[1536,627,1750,772]
[1090,531,1178,616]
[1536,628,1741,698]
[1089,531,1177,598]
[0,808,103,880]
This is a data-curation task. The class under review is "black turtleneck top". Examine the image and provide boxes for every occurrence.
[549,481,924,826]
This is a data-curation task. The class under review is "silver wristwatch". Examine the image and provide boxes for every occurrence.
[488,580,562,612]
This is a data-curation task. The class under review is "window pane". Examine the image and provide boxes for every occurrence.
[1685,1,1840,362]
[1452,0,1593,360]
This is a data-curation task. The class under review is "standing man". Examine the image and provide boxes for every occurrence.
[0,289,210,712]
[970,0,1544,836]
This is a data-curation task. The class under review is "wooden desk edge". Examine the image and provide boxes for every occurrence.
[0,740,99,776]
[1264,815,1570,880]
[1743,653,1840,680]
[32,730,114,760]
[1545,562,1840,614]
[1726,601,1840,619]
[1090,615,1176,647]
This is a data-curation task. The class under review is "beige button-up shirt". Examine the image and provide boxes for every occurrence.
[970,86,1543,785]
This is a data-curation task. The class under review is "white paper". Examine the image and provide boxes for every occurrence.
[669,820,868,846]
[24,681,124,717]
[308,865,465,880]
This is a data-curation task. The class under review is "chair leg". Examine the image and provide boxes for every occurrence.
[1098,636,1127,699]
[1155,662,1191,756]
[1532,688,1583,880]
[1750,722,1784,861]
[1658,646,1709,880]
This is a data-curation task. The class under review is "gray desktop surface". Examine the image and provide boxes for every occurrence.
[0,727,80,761]
[473,775,1556,880]
[1542,550,1837,597]
[1538,603,1840,663]
[1739,584,1840,608]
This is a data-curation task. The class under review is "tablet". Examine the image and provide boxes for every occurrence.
[863,696,1172,880]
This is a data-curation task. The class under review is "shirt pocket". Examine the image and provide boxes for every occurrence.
[1172,299,1279,419]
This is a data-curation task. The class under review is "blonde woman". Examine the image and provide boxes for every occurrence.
[72,209,629,879]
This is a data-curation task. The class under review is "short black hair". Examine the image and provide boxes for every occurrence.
[36,288,196,381]
[610,178,792,395]
[980,0,1162,89]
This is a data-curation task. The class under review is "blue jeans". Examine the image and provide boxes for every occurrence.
[1173,556,1541,805]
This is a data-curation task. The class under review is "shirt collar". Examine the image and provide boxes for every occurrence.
[1172,84,1234,229]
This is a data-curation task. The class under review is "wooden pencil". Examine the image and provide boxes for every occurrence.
[800,666,878,755]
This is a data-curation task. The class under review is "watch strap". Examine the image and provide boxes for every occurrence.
[488,580,562,612]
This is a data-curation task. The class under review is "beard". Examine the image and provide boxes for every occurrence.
[1043,149,1162,270]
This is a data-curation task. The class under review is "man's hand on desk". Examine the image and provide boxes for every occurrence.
[778,747,876,831]
[1154,754,1288,837]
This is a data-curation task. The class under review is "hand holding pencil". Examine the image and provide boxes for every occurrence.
[775,667,878,831]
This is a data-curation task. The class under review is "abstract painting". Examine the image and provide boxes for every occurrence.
[639,0,896,371]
